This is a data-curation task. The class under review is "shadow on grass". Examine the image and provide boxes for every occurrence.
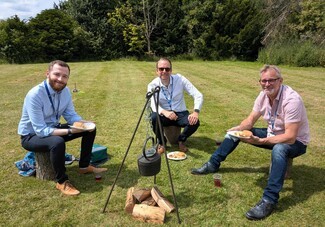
[254,164,325,213]
[68,162,141,194]
[182,136,220,156]
[221,165,325,213]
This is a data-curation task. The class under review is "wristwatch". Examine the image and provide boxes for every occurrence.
[194,109,200,113]
[68,128,72,136]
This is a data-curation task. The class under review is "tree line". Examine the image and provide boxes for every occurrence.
[0,0,323,66]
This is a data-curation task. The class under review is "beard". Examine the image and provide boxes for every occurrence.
[48,77,67,92]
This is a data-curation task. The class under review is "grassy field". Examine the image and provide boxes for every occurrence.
[0,61,324,226]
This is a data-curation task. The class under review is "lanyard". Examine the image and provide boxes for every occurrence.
[44,80,60,120]
[161,77,173,110]
[269,85,283,130]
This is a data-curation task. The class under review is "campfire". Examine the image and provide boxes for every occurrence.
[125,186,175,224]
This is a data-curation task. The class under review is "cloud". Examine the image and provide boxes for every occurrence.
[0,0,60,20]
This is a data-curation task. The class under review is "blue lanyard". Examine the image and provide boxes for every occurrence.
[44,80,60,120]
[161,77,173,110]
[269,85,283,130]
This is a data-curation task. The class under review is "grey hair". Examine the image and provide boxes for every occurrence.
[260,65,282,78]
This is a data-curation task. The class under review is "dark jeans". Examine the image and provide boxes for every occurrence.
[209,127,307,204]
[151,110,200,145]
[21,128,96,184]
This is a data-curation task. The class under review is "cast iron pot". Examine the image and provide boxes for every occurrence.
[138,136,161,176]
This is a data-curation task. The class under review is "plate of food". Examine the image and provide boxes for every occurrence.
[227,130,252,139]
[167,151,187,161]
[70,121,96,131]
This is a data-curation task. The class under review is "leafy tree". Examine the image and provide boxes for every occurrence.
[183,0,264,60]
[28,9,77,62]
[0,16,30,63]
[59,0,122,59]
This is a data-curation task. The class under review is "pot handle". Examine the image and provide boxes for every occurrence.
[142,136,155,160]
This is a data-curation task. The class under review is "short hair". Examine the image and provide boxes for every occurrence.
[260,65,282,78]
[156,57,172,70]
[48,60,70,73]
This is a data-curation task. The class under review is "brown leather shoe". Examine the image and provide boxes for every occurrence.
[79,165,107,174]
[56,180,80,196]
[179,142,188,152]
[157,145,165,155]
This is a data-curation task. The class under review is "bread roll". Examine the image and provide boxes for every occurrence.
[73,121,85,128]
[240,130,252,137]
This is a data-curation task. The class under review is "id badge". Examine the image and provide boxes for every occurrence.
[267,131,275,137]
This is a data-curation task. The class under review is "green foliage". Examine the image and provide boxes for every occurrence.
[28,9,77,62]
[182,0,264,60]
[0,0,324,65]
[0,16,31,63]
[258,40,325,67]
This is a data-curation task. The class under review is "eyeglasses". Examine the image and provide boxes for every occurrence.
[259,78,279,84]
[158,67,171,72]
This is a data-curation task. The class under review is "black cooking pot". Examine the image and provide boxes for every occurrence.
[138,136,161,176]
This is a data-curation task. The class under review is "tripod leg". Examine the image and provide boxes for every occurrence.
[102,98,150,213]
[155,109,182,224]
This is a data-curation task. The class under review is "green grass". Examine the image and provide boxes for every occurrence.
[0,61,324,226]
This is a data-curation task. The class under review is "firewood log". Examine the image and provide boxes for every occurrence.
[132,204,165,224]
[151,186,175,213]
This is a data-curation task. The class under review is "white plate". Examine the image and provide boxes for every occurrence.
[227,130,252,139]
[70,122,96,131]
[167,151,187,161]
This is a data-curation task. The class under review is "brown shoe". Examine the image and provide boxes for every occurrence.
[56,180,80,196]
[179,142,188,152]
[157,145,165,155]
[79,165,107,174]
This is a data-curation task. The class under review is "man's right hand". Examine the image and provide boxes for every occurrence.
[162,110,178,121]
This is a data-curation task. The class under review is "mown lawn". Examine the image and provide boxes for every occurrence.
[0,60,324,226]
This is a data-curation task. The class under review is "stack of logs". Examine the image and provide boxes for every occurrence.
[125,186,175,224]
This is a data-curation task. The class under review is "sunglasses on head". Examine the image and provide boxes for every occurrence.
[158,67,171,72]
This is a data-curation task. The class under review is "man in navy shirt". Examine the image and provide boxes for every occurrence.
[18,60,106,196]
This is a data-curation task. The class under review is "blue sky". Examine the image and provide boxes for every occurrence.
[0,0,61,20]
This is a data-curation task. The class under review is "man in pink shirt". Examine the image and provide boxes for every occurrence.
[191,65,309,220]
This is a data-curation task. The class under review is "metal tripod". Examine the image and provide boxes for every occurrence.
[102,86,181,224]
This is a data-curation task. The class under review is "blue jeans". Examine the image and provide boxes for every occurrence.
[209,128,307,204]
[151,110,200,144]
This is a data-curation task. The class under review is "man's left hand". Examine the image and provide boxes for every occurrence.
[188,112,199,125]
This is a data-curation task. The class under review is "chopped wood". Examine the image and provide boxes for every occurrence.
[132,204,165,224]
[151,186,175,213]
[141,195,156,206]
[125,187,136,214]
[133,188,152,202]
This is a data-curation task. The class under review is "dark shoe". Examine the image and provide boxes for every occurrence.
[245,199,275,220]
[191,162,218,175]
[178,141,188,152]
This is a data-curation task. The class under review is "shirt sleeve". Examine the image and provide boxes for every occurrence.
[180,74,203,110]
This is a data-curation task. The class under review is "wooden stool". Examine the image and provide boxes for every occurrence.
[269,158,293,179]
[35,152,56,181]
[163,126,181,145]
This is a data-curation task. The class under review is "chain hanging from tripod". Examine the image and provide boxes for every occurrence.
[145,96,155,140]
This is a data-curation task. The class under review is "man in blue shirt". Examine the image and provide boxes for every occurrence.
[18,60,107,196]
[147,58,203,153]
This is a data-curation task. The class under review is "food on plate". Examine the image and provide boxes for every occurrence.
[234,130,252,137]
[168,151,186,159]
[73,121,85,129]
